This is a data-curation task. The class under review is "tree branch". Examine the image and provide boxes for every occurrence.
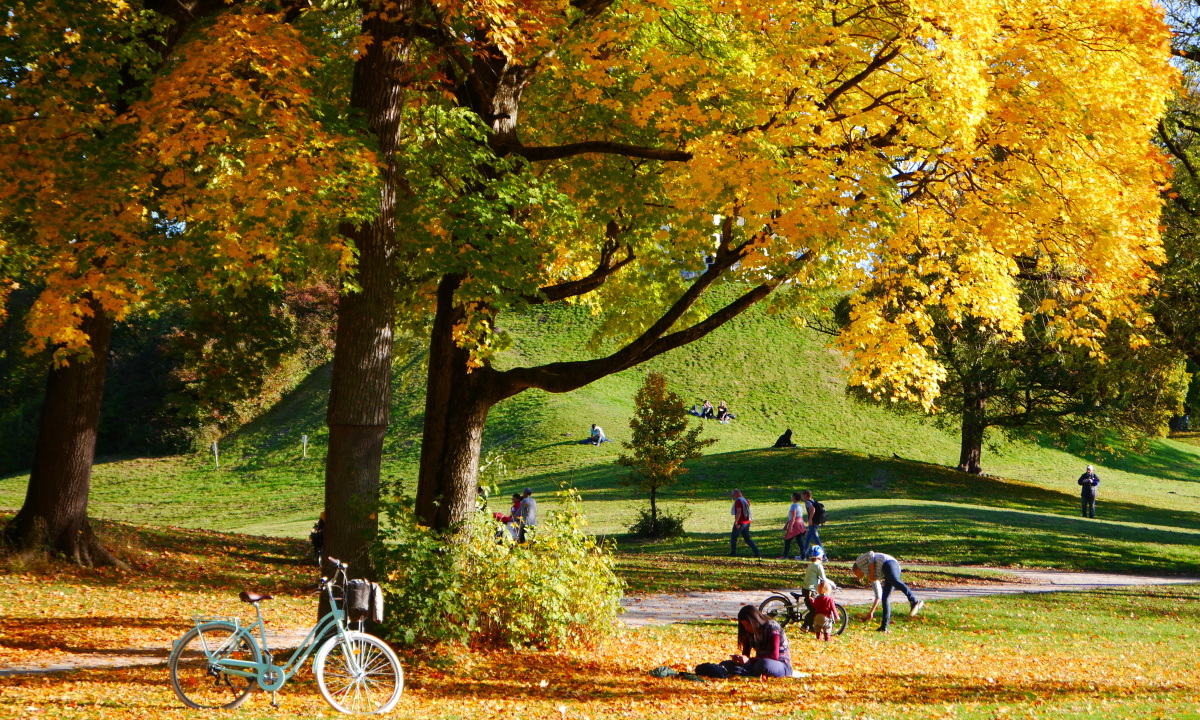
[525,220,635,304]
[817,45,903,112]
[499,141,692,162]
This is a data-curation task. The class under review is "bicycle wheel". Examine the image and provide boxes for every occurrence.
[315,631,403,714]
[169,622,259,710]
[759,595,793,627]
[833,603,849,636]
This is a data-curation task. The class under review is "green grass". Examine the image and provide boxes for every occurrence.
[2,298,1200,587]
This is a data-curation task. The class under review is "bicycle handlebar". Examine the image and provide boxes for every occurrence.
[327,556,347,570]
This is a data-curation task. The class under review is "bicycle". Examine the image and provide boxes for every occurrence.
[168,557,402,715]
[759,589,849,636]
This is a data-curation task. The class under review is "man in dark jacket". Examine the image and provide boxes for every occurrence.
[1078,465,1100,518]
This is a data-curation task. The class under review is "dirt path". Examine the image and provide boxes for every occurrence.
[617,569,1200,627]
[3,570,1195,676]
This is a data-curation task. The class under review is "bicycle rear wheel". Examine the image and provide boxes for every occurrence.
[758,595,793,627]
[169,622,259,709]
[834,603,849,636]
[315,631,403,714]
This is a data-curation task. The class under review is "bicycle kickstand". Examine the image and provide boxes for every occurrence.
[271,691,279,709]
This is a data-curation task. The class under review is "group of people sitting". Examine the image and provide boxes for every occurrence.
[692,399,735,423]
[492,487,538,542]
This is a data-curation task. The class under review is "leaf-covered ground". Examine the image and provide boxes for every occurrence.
[3,520,1199,719]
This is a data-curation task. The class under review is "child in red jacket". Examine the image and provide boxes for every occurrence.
[810,580,839,642]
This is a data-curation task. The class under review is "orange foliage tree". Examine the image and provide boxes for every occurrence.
[333,0,1173,532]
[0,1,375,564]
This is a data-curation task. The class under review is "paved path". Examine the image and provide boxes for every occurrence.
[618,569,1200,627]
[3,570,1195,675]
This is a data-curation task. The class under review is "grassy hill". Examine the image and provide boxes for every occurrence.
[3,297,1200,585]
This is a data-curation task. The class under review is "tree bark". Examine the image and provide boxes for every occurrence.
[957,389,987,475]
[323,2,413,577]
[415,275,500,529]
[3,300,126,568]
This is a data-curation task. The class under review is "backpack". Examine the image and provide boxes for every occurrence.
[811,500,827,526]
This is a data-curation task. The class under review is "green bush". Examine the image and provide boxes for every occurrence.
[374,485,623,649]
[628,507,688,538]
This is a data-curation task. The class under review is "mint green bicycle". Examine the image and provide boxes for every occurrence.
[167,557,403,715]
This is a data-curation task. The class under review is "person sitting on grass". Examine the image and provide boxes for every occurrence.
[853,550,925,632]
[773,429,798,449]
[721,605,793,678]
[700,399,715,419]
[716,400,734,423]
[809,579,839,642]
[577,423,610,445]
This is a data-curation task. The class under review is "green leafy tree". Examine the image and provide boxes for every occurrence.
[618,373,716,534]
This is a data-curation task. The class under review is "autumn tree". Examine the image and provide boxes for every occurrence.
[618,372,715,536]
[0,1,375,564]
[351,0,1175,530]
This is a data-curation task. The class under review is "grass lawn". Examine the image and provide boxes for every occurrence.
[3,521,1199,719]
[3,300,1200,592]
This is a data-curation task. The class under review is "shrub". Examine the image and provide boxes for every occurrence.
[627,507,688,539]
[374,485,623,650]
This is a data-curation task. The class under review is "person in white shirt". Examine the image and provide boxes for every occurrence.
[518,488,538,542]
[853,550,924,632]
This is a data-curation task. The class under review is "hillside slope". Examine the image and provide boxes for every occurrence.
[3,298,1200,577]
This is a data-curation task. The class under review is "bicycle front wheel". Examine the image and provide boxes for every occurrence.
[315,631,403,714]
[169,622,259,710]
[834,603,849,636]
[759,595,793,627]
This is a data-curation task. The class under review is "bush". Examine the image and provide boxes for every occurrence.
[627,507,688,539]
[374,485,623,650]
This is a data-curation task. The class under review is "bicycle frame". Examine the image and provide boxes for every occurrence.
[184,567,355,693]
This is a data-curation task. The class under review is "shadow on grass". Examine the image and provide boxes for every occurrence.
[520,448,1200,531]
[1040,434,1200,485]
[0,616,181,655]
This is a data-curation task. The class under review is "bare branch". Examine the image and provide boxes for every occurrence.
[525,220,635,304]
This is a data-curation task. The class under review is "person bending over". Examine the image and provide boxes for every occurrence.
[853,550,924,632]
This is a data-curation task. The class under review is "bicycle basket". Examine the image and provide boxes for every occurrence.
[345,579,372,621]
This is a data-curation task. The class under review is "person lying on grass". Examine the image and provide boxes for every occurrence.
[853,550,925,632]
[721,605,793,678]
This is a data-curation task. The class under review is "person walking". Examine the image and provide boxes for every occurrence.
[729,489,761,558]
[800,489,822,559]
[853,550,924,633]
[518,488,538,542]
[1078,465,1100,518]
[780,492,807,559]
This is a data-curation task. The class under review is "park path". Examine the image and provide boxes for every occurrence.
[2,570,1196,676]
[618,568,1200,626]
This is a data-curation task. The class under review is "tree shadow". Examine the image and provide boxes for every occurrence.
[1035,434,1200,485]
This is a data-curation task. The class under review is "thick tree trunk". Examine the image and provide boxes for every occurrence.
[415,275,500,529]
[3,300,126,568]
[322,3,412,577]
[957,390,987,475]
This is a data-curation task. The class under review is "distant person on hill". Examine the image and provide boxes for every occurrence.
[780,492,807,559]
[773,429,797,449]
[578,423,610,446]
[498,492,522,540]
[1078,464,1100,518]
[717,400,734,423]
[701,400,715,419]
[518,488,538,542]
[729,489,761,558]
[309,512,325,566]
[799,490,823,560]
[853,550,924,632]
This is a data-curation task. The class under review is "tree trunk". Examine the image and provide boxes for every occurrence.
[3,300,126,568]
[322,3,412,577]
[649,488,658,525]
[957,390,987,475]
[415,275,499,529]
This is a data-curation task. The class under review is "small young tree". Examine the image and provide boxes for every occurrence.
[618,373,716,536]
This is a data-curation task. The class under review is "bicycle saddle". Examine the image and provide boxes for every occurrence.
[239,591,274,603]
[789,592,804,600]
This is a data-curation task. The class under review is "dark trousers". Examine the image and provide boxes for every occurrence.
[730,523,760,557]
[880,559,919,630]
[783,534,801,558]
[1081,490,1096,518]
[801,525,821,560]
